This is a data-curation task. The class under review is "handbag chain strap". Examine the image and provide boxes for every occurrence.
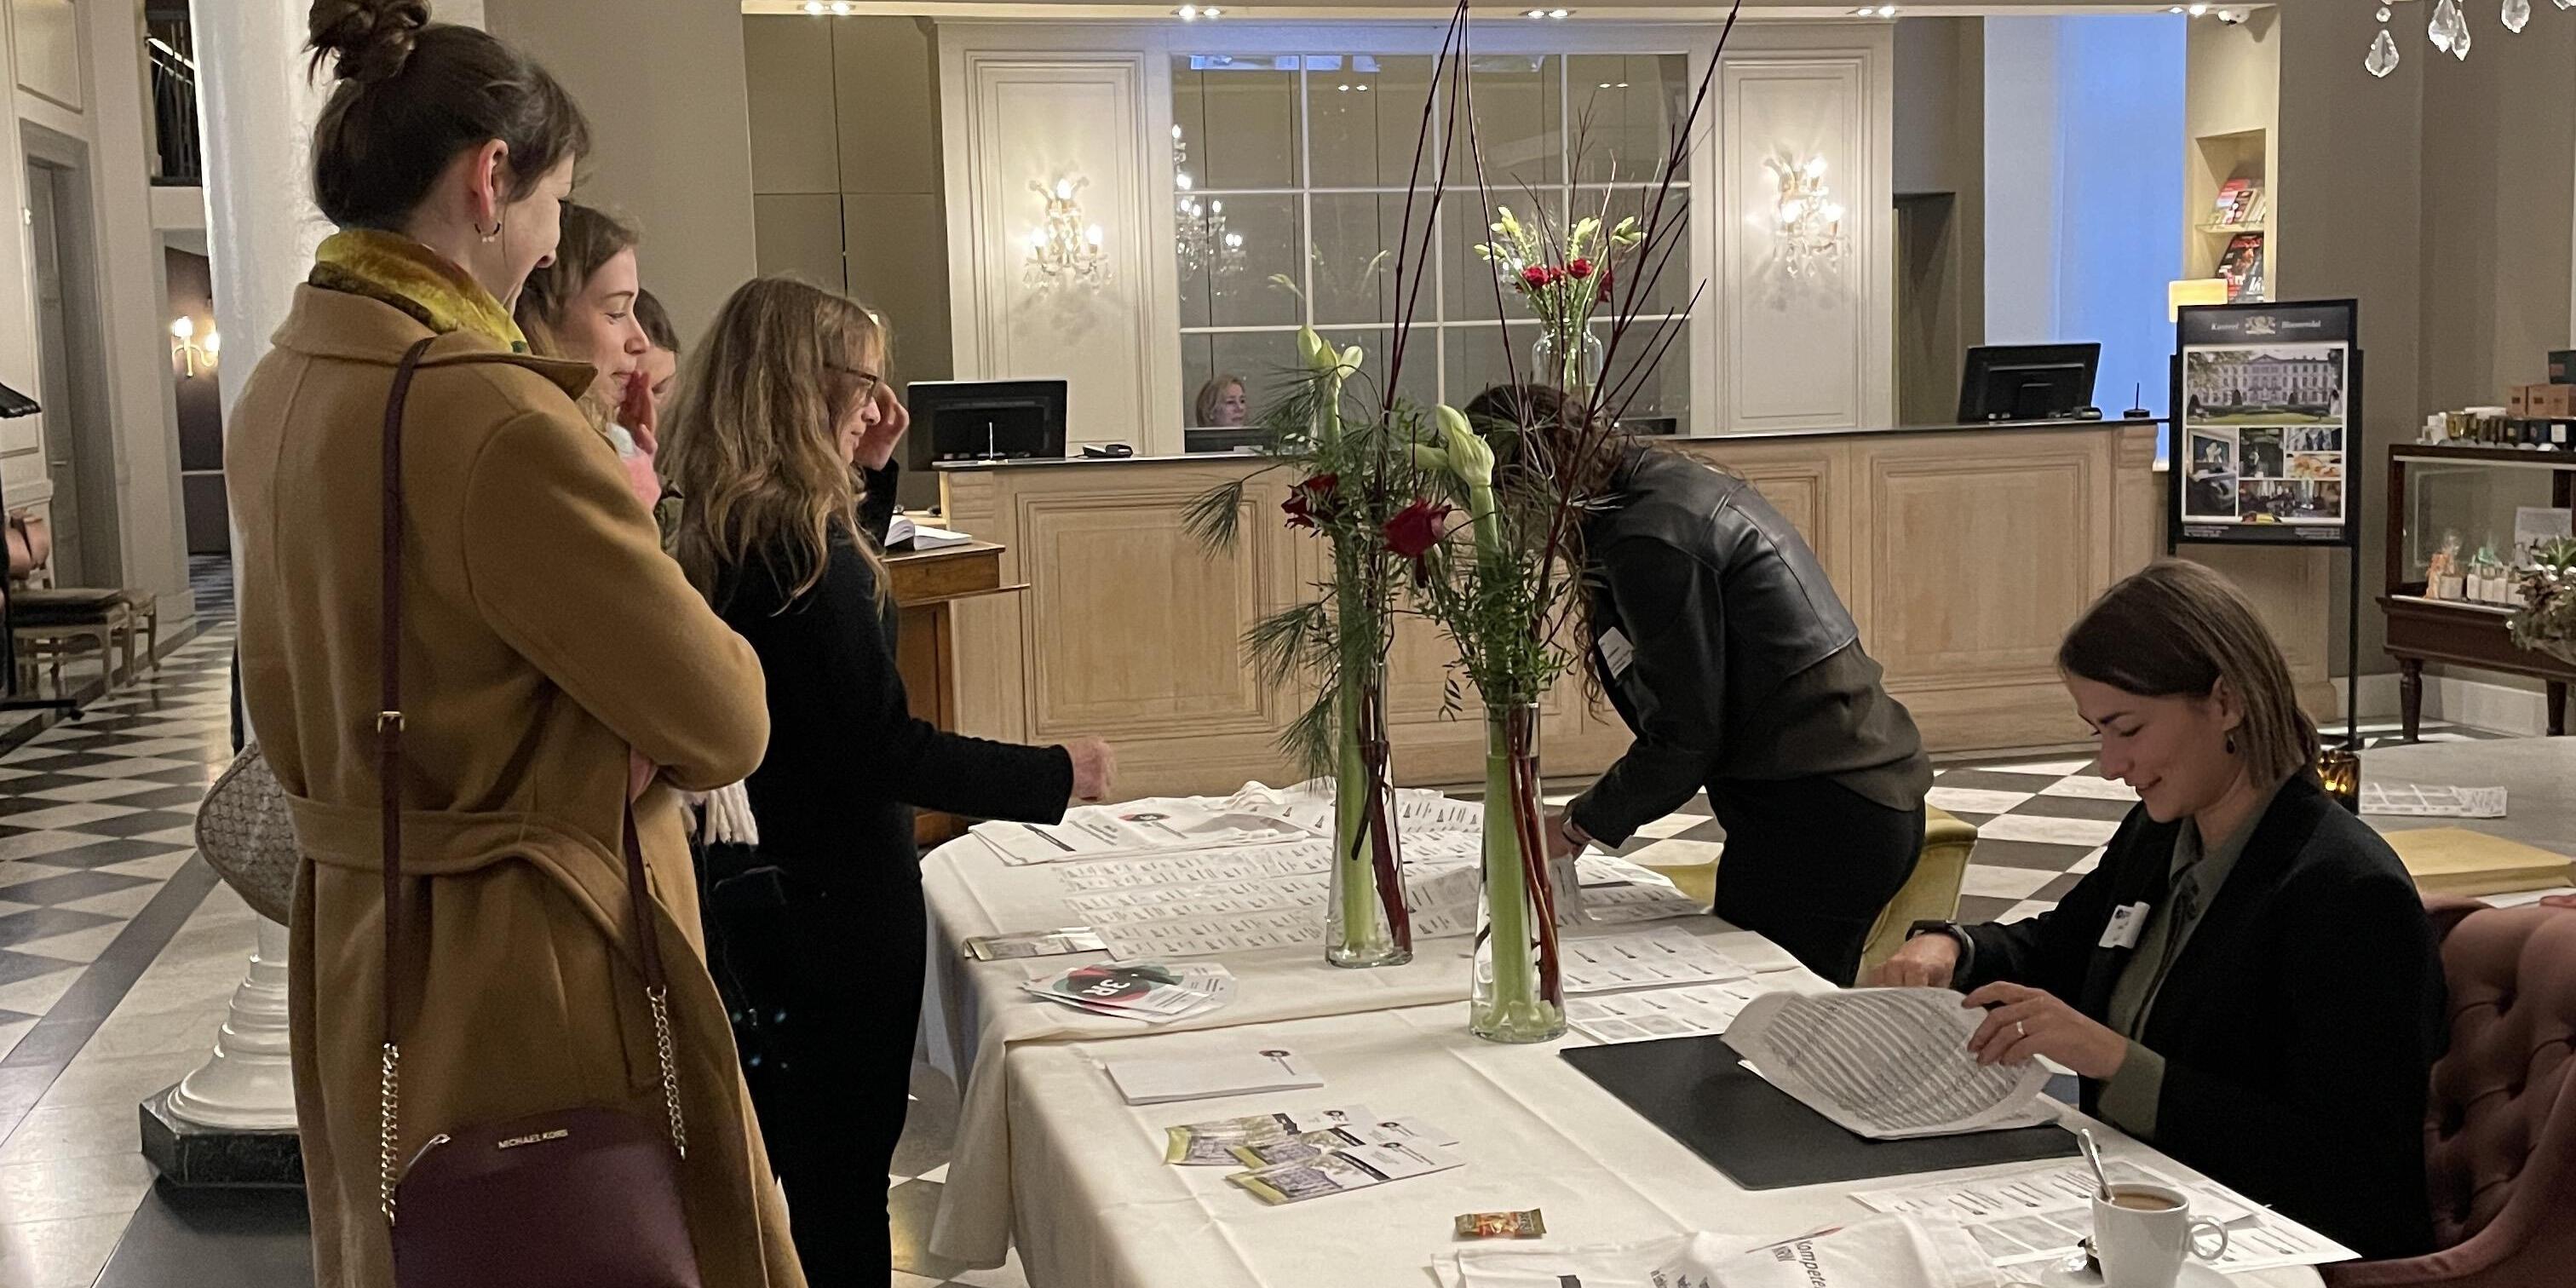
[372,339,689,1228]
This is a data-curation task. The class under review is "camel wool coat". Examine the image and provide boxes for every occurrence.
[227,285,803,1287]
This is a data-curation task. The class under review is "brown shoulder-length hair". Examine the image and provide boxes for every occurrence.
[514,201,637,354]
[661,276,888,606]
[2058,558,2319,788]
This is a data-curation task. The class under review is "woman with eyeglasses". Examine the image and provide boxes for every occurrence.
[659,276,1116,1280]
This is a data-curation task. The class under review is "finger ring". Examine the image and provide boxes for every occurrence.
[2015,1020,2028,1038]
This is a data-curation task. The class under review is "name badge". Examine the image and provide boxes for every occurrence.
[1598,627,1636,680]
[2100,902,2151,950]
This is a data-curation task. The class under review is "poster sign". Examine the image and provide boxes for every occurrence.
[2170,301,2361,548]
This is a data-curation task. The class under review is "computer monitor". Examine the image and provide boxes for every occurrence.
[913,379,1070,462]
[1957,343,2102,423]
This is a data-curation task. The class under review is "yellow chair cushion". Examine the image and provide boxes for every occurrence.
[1630,805,1978,976]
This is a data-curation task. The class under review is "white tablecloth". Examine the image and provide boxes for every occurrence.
[916,832,2325,1288]
[995,1004,2327,1288]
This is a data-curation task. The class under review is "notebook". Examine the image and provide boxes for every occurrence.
[1104,1049,1324,1106]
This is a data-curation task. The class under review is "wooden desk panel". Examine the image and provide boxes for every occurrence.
[940,421,2195,796]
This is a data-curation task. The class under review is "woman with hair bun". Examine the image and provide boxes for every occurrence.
[227,3,802,1283]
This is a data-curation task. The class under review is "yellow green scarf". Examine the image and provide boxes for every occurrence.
[310,229,529,352]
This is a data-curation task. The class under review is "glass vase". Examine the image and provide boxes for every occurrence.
[1470,701,1566,1043]
[1325,666,1412,968]
[1532,328,1605,400]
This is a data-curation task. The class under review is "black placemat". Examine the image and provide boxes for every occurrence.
[1561,1033,2078,1190]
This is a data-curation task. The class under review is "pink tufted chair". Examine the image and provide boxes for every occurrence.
[2322,896,2576,1288]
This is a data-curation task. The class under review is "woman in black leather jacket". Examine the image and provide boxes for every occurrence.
[1469,386,1929,986]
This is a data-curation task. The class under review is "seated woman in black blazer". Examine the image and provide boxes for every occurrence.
[1872,559,2445,1260]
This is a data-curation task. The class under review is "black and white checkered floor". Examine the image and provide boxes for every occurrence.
[0,559,2507,1287]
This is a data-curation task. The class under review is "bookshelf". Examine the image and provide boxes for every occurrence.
[2186,128,2269,302]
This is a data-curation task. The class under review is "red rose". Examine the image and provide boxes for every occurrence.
[1282,472,1340,531]
[1566,257,1593,279]
[1383,497,1453,561]
[1520,265,1550,290]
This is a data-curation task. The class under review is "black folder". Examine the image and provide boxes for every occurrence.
[1561,1033,2079,1190]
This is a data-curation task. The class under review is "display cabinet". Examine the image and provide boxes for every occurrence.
[2380,443,2575,738]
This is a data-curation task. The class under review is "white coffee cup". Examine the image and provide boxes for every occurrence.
[2090,1182,2230,1288]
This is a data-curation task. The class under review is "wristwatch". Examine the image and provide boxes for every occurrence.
[1905,919,1975,986]
[1558,814,1592,853]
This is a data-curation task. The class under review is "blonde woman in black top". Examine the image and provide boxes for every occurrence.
[661,277,1115,1280]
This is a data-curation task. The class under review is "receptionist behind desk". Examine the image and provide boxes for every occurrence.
[1469,386,1932,987]
[1872,560,2445,1259]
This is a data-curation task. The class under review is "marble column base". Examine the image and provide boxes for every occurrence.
[139,1087,305,1188]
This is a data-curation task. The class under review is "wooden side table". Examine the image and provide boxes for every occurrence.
[887,539,1022,845]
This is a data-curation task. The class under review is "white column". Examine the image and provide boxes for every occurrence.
[175,0,333,1136]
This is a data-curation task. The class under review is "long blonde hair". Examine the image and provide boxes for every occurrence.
[661,276,888,604]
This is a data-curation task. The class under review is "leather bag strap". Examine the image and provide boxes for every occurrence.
[375,342,687,1226]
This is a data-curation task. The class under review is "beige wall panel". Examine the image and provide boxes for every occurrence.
[844,193,953,382]
[752,193,847,291]
[1719,55,1876,432]
[837,16,941,198]
[745,14,843,195]
[1861,443,2101,689]
[12,0,80,110]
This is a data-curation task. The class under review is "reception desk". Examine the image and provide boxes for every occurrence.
[935,418,2327,796]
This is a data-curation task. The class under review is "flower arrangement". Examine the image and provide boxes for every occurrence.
[1185,329,1435,968]
[1472,205,1642,396]
[2509,537,2576,666]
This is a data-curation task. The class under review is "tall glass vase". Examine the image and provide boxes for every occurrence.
[1470,701,1566,1042]
[1532,328,1604,400]
[1325,664,1412,967]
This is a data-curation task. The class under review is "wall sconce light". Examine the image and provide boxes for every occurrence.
[1764,154,1844,279]
[1026,177,1109,290]
[171,315,220,377]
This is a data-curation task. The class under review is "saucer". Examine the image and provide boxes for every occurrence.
[2016,1261,2234,1288]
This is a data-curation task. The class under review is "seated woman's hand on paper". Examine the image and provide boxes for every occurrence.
[1960,981,2129,1080]
[1868,932,1958,989]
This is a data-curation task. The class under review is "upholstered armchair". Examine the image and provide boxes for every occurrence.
[2322,896,2576,1288]
[1630,804,1976,975]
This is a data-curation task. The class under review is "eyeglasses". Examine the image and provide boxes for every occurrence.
[826,363,883,400]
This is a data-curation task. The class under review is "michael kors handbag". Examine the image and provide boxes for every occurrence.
[364,338,704,1288]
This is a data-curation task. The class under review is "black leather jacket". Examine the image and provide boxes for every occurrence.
[1566,446,1927,845]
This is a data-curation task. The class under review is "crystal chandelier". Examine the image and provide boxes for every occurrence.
[1171,126,1246,280]
[2363,0,2571,77]
[1025,177,1108,290]
[1765,155,1844,279]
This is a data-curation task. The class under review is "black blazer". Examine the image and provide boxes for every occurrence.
[1567,446,1925,844]
[1959,774,2445,1259]
[711,464,1072,897]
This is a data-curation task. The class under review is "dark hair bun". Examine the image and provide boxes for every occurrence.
[308,0,431,84]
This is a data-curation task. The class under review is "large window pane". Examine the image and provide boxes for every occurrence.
[1448,55,1561,192]
[1340,325,1441,411]
[1183,330,1302,429]
[1309,193,1412,327]
[1596,318,1690,429]
[1308,55,1436,190]
[1442,321,1543,408]
[1178,193,1302,330]
[1566,55,1690,184]
[1174,55,1301,190]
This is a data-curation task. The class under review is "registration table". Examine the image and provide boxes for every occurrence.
[917,829,2334,1288]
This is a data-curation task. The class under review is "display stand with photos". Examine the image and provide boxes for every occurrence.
[2168,300,2363,747]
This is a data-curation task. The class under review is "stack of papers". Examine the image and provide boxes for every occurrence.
[1441,1216,1997,1288]
[1022,963,1232,1023]
[2363,782,2507,818]
[1561,928,1752,994]
[1568,979,1773,1044]
[1853,1159,2356,1274]
[972,799,1320,865]
[1105,1047,1324,1105]
[1159,1102,1458,1169]
[1229,1138,1464,1205]
[1726,988,2057,1139]
[963,927,1105,961]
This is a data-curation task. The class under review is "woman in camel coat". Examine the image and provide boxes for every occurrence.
[230,5,798,1284]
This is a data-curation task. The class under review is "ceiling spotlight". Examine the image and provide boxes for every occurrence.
[2187,3,2208,14]
[802,0,823,12]
[1176,3,1198,15]
[1877,3,1898,14]
[2214,7,2245,22]
[828,0,849,11]
[2168,4,2184,10]
[1550,7,1569,15]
